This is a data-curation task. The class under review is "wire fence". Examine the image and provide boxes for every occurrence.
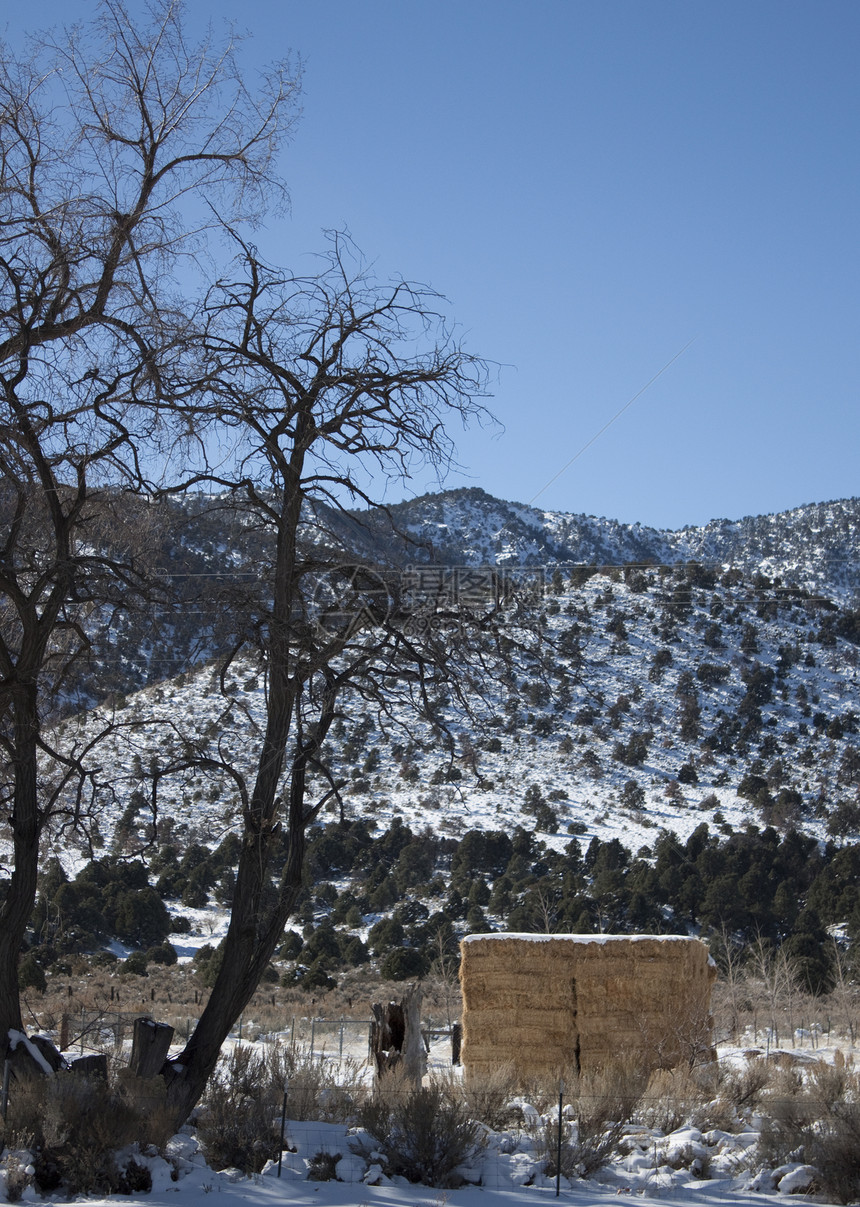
[5,1016,860,1205]
[42,1010,461,1076]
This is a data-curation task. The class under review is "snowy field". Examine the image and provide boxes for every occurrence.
[4,1026,854,1207]
[12,1168,801,1207]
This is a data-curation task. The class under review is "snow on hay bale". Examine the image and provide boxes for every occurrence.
[459,933,715,1080]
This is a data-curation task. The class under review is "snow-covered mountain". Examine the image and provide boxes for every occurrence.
[357,489,860,602]
[79,489,859,712]
[44,493,860,870]
[15,489,860,977]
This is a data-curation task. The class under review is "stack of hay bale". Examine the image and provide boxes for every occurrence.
[459,933,715,1080]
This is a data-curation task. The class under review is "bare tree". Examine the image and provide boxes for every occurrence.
[710,924,748,1043]
[150,233,514,1122]
[0,1,298,1053]
[0,4,518,1126]
[828,939,858,1045]
[745,934,802,1045]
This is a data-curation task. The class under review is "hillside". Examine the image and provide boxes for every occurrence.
[11,490,860,991]
[78,489,860,707]
[48,536,860,862]
[360,488,860,600]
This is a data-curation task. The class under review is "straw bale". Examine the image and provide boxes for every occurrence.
[460,933,715,1082]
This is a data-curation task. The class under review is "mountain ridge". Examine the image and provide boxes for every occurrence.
[367,488,860,598]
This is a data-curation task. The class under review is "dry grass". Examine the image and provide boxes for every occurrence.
[444,1061,522,1130]
[267,1044,367,1122]
[635,1065,715,1134]
[1,1070,173,1195]
[24,962,459,1057]
[533,1061,648,1180]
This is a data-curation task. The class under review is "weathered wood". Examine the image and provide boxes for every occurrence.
[370,984,424,1084]
[6,1037,51,1081]
[129,1017,174,1078]
[29,1035,67,1072]
[402,985,423,1085]
[451,1021,462,1066]
[370,1000,402,1078]
[70,1054,108,1080]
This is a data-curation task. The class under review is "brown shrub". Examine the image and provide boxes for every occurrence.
[537,1062,647,1180]
[264,1044,367,1122]
[4,1072,167,1195]
[440,1062,521,1131]
[196,1046,282,1173]
[809,1099,860,1205]
[759,1063,860,1204]
[197,1041,369,1173]
[636,1066,711,1134]
[353,1071,483,1187]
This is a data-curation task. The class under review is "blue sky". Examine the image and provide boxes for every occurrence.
[4,2,859,529]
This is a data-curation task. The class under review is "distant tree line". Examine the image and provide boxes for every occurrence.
[23,814,860,998]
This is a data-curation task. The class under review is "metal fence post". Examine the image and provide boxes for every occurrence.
[277,1088,288,1178]
[555,1082,564,1197]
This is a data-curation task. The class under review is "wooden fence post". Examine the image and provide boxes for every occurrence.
[128,1018,174,1078]
[451,1021,462,1066]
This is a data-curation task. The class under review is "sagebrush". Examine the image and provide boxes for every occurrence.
[2,1071,171,1195]
[354,1071,483,1187]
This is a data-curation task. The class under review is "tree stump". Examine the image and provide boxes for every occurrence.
[128,1017,174,1078]
[370,984,424,1084]
[30,1035,67,1072]
[5,1033,72,1082]
[71,1054,108,1080]
[6,1036,53,1081]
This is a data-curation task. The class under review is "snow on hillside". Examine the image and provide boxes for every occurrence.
[33,555,860,877]
[380,489,860,602]
[63,490,860,718]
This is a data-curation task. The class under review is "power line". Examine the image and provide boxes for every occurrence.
[528,337,698,506]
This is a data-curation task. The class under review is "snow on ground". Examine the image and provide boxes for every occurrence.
[3,1014,853,1206]
[0,1054,832,1207]
[3,1170,802,1207]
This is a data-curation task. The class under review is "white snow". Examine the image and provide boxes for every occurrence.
[0,1118,827,1207]
[462,933,697,945]
[7,1029,55,1077]
[17,551,860,897]
[2,1020,854,1205]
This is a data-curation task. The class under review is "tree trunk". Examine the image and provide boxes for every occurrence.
[162,674,306,1123]
[0,687,40,1058]
[370,984,424,1085]
[161,483,312,1127]
[162,831,305,1124]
